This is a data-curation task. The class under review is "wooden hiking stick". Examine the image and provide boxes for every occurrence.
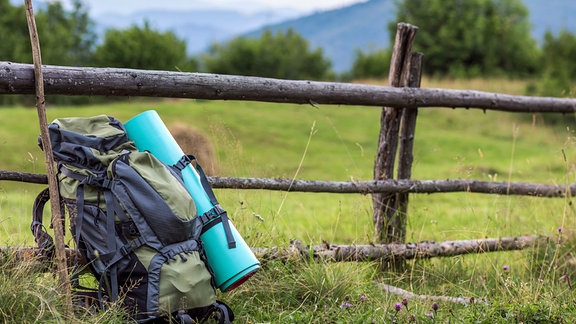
[24,0,74,317]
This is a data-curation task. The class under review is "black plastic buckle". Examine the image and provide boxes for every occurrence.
[121,221,139,237]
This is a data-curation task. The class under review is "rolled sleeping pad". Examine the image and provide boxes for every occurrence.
[124,110,260,292]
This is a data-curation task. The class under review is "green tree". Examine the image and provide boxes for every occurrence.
[65,0,97,66]
[392,0,539,77]
[0,0,97,105]
[35,0,97,66]
[0,0,30,63]
[203,29,333,80]
[0,0,96,66]
[525,29,576,127]
[93,21,191,71]
[535,29,576,97]
[350,48,392,80]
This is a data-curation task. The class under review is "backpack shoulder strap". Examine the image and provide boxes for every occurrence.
[31,188,55,260]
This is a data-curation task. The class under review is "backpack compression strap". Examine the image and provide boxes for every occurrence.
[174,155,236,249]
[59,166,137,302]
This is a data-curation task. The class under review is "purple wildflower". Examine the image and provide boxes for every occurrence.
[503,265,510,271]
[340,301,352,309]
[359,295,366,302]
[432,302,439,312]
[394,303,402,312]
[426,312,434,318]
[558,227,563,233]
[401,298,409,311]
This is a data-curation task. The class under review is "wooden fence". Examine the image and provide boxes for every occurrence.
[2,23,576,262]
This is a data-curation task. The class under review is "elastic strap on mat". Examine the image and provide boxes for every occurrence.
[174,155,236,249]
[198,206,236,249]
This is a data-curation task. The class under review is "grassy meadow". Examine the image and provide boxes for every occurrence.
[1,77,576,322]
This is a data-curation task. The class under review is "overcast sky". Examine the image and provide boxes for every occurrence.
[51,0,367,15]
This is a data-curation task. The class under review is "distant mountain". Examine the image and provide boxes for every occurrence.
[89,0,576,73]
[245,0,395,72]
[246,0,576,72]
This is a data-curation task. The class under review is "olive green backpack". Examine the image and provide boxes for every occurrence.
[32,115,233,323]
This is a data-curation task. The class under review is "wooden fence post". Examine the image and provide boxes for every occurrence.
[372,22,418,243]
[396,52,424,239]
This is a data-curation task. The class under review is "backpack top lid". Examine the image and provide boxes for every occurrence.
[45,115,136,171]
[46,114,200,243]
[55,115,125,138]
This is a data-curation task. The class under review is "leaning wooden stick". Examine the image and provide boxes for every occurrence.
[24,0,73,317]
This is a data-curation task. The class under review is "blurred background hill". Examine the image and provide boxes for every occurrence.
[84,0,576,72]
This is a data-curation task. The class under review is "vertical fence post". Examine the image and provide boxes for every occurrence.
[395,52,424,239]
[372,23,418,243]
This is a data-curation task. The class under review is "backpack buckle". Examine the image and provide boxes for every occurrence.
[119,237,145,256]
[173,155,192,172]
[199,205,226,225]
[121,221,139,237]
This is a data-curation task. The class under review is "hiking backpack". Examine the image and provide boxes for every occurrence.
[31,115,233,323]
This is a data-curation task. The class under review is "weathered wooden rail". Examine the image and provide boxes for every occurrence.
[2,170,574,197]
[1,61,576,113]
[1,234,543,265]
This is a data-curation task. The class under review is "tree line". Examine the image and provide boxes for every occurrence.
[0,0,574,104]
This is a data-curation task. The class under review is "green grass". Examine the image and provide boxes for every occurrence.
[1,78,576,321]
[0,100,576,244]
[2,100,574,245]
